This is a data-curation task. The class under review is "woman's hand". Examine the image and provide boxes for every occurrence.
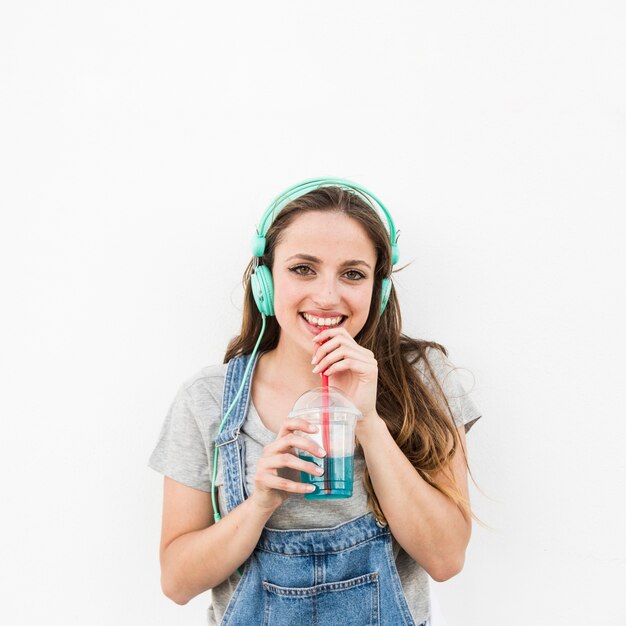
[311,326,379,422]
[251,418,326,513]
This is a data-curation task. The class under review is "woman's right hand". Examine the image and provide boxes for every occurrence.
[251,418,326,513]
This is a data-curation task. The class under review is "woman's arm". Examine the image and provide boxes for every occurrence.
[309,327,472,580]
[158,417,324,605]
[159,477,275,605]
[356,417,472,582]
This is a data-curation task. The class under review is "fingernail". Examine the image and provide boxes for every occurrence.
[311,355,317,364]
[317,448,326,457]
[312,365,320,373]
[309,425,318,433]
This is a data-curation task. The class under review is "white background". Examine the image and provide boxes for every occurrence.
[1,2,624,625]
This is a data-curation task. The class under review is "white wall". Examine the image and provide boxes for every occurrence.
[1,2,624,625]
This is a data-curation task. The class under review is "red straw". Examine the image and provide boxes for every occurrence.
[319,328,331,494]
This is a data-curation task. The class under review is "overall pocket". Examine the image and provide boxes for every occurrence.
[262,572,379,626]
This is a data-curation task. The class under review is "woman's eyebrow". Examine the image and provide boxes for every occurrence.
[285,253,372,270]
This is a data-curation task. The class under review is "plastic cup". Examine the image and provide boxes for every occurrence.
[288,386,362,500]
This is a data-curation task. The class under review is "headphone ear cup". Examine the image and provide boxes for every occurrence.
[380,277,391,316]
[250,264,275,316]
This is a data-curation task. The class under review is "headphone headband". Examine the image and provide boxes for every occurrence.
[251,177,400,265]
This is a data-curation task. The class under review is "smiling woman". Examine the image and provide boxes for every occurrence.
[148,178,483,626]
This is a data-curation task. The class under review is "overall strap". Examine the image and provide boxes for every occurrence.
[214,352,261,513]
[216,352,259,444]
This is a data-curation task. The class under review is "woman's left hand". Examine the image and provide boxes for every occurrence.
[311,327,379,422]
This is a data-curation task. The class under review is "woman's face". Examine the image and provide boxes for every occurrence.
[271,210,378,358]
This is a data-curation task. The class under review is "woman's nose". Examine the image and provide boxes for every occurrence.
[312,276,341,307]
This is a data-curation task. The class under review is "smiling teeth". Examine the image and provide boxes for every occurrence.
[302,313,343,327]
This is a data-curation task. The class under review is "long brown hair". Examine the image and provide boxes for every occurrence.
[225,186,478,526]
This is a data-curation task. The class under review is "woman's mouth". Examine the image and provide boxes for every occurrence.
[299,312,346,334]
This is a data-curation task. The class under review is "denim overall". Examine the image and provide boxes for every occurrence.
[214,352,426,626]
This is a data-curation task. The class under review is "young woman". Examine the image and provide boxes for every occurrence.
[148,178,483,626]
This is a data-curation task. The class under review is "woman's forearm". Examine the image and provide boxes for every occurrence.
[357,415,471,582]
[161,492,275,605]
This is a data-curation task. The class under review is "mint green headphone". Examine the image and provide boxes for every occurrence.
[249,177,400,317]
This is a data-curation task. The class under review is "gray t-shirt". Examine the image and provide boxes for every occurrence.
[148,346,482,625]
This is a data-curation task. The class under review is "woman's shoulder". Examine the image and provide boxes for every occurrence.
[402,339,483,432]
[403,339,471,390]
[401,338,451,378]
[178,362,229,405]
[175,352,267,421]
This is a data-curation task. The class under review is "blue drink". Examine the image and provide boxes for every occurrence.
[289,386,361,502]
[299,453,355,500]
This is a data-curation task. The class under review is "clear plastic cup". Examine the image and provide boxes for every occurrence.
[288,386,362,500]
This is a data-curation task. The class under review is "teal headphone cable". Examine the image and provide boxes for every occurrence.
[211,313,267,524]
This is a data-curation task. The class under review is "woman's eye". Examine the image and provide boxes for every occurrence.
[289,265,314,276]
[345,270,365,280]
